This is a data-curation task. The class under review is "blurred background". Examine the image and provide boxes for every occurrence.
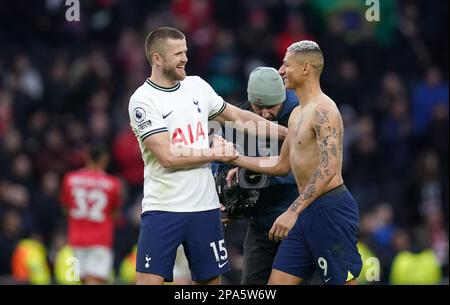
[0,0,448,285]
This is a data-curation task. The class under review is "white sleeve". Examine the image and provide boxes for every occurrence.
[195,77,227,120]
[129,96,168,141]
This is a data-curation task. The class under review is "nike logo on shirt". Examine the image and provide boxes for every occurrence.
[162,110,174,119]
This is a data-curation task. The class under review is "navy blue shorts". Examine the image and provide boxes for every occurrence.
[136,208,230,282]
[273,184,362,284]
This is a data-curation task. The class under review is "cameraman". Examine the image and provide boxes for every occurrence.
[225,67,299,284]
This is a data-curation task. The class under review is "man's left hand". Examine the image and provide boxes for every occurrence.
[269,210,298,242]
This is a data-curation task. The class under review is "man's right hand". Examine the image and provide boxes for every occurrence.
[211,135,239,163]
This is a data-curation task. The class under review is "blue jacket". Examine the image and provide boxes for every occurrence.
[215,90,299,233]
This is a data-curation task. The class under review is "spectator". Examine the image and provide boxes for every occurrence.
[412,67,449,135]
[112,127,144,205]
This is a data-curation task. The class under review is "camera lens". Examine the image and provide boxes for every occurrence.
[243,170,261,185]
[237,168,270,189]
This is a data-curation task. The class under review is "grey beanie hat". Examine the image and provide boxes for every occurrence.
[247,67,286,107]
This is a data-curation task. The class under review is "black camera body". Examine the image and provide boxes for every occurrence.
[215,168,270,219]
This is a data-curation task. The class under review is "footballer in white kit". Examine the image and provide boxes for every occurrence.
[129,76,231,282]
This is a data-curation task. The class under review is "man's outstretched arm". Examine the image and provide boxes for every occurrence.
[144,133,237,169]
[213,103,288,140]
[230,131,291,176]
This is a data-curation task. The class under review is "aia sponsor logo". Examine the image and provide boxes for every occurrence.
[171,121,206,145]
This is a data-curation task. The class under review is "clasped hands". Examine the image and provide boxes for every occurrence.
[211,135,239,163]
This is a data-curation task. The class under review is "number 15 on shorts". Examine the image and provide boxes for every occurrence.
[210,239,228,262]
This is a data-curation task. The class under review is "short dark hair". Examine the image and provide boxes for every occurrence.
[88,143,109,163]
[145,27,185,66]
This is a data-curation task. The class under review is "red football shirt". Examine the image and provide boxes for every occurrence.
[60,168,122,248]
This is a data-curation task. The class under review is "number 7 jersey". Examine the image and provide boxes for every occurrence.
[60,168,122,248]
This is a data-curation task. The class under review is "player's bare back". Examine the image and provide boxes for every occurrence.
[286,93,344,195]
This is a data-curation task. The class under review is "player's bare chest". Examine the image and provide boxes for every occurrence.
[290,106,316,147]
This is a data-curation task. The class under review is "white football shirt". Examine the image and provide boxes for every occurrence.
[128,76,226,213]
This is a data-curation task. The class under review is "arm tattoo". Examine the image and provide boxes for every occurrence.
[319,149,329,168]
[330,142,337,157]
[332,127,338,139]
[338,117,344,154]
[289,197,301,212]
[303,184,316,200]
[314,109,340,173]
[310,168,324,183]
[315,125,321,138]
[315,109,329,124]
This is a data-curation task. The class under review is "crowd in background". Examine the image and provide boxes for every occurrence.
[0,0,448,284]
